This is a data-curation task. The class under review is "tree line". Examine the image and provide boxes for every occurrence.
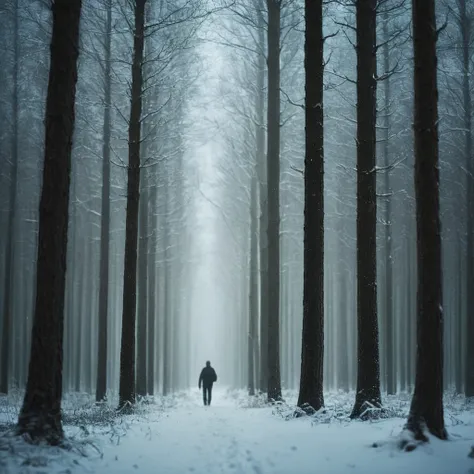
[0,0,472,449]
[213,0,471,446]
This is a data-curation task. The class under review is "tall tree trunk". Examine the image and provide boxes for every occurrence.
[459,0,474,398]
[16,0,81,444]
[381,11,395,396]
[96,0,112,403]
[162,175,171,396]
[1,0,19,395]
[339,273,349,392]
[351,0,381,419]
[84,239,94,392]
[143,20,156,395]
[400,232,411,392]
[455,231,463,393]
[136,172,149,396]
[409,235,417,387]
[404,0,447,443]
[147,180,158,396]
[297,0,324,411]
[256,7,268,394]
[172,231,180,391]
[248,172,258,396]
[75,240,85,392]
[65,166,78,392]
[118,0,146,409]
[351,0,381,418]
[266,0,282,403]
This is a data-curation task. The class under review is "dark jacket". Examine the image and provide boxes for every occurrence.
[199,366,217,388]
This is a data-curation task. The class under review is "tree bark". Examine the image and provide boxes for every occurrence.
[16,0,81,444]
[351,0,381,419]
[96,0,112,403]
[118,0,146,409]
[297,0,324,412]
[404,0,447,442]
[1,0,19,395]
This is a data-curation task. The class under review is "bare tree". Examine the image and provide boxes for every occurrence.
[351,0,382,418]
[256,3,268,396]
[118,0,146,410]
[297,0,325,412]
[266,0,282,403]
[402,0,447,445]
[96,0,112,403]
[17,0,82,444]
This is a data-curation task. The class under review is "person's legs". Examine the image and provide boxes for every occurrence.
[202,387,207,405]
[208,385,212,406]
[203,385,211,406]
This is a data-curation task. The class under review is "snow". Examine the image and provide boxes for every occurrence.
[1,389,474,474]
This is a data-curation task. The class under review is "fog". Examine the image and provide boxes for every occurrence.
[0,0,472,420]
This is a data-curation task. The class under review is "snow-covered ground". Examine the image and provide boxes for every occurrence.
[1,389,473,474]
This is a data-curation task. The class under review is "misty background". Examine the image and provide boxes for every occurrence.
[0,0,472,400]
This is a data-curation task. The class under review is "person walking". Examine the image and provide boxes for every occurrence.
[198,361,217,406]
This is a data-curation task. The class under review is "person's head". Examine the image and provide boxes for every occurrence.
[206,361,211,367]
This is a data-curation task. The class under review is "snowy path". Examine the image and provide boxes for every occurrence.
[92,390,474,474]
[2,390,473,473]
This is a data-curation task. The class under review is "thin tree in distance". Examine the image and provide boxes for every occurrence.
[16,0,82,444]
[266,0,283,404]
[401,0,447,447]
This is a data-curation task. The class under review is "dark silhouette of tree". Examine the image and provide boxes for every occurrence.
[16,0,82,444]
[96,0,112,403]
[297,0,324,412]
[266,0,282,403]
[118,0,146,410]
[403,0,447,444]
[351,0,381,419]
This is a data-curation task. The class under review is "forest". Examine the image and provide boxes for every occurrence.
[0,0,473,473]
